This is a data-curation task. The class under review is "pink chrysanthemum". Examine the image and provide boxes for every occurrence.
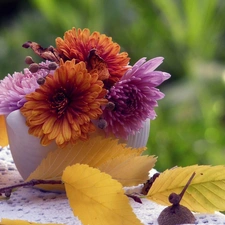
[102,57,171,139]
[0,61,54,114]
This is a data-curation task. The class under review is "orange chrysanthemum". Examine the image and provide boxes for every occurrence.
[20,59,107,148]
[55,28,130,86]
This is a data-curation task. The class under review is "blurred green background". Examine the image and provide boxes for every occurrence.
[1,0,225,172]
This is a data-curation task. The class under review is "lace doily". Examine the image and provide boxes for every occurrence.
[1,146,225,225]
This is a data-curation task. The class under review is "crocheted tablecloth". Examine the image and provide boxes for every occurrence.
[1,146,225,225]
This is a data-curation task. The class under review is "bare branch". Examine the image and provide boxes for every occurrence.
[0,179,62,198]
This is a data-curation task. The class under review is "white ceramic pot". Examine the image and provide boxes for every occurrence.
[127,119,150,148]
[6,110,57,180]
[6,110,150,180]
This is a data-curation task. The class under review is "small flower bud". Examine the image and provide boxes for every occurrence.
[105,102,115,111]
[98,119,108,129]
[37,77,46,85]
[48,46,55,52]
[48,62,58,70]
[22,41,32,48]
[29,63,39,73]
[25,56,34,65]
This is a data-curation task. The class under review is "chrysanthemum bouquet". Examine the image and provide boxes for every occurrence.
[0,28,170,180]
[0,28,170,145]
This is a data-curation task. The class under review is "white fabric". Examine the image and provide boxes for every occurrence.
[1,146,225,225]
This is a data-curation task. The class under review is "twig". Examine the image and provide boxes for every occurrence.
[126,194,142,204]
[141,172,160,195]
[0,179,62,197]
[179,172,196,200]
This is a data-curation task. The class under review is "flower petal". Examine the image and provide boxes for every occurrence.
[102,57,170,139]
[20,61,107,147]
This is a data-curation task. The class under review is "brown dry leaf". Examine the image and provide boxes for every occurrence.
[62,164,143,225]
[0,218,65,225]
[87,49,110,80]
[22,41,60,62]
[0,115,8,147]
[147,165,225,213]
[26,135,155,190]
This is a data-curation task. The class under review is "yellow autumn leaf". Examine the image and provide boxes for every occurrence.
[27,135,156,190]
[0,218,65,225]
[147,165,225,213]
[0,115,8,147]
[99,154,156,186]
[62,164,143,225]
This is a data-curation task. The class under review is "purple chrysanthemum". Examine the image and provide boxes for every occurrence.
[0,61,55,114]
[102,57,171,139]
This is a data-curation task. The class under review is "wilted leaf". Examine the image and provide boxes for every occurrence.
[0,115,8,147]
[62,164,143,225]
[0,218,65,225]
[147,165,225,212]
[99,154,157,186]
[27,135,154,190]
[22,41,60,62]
